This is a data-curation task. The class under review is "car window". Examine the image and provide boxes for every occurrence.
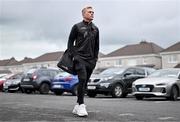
[124,68,135,75]
[10,73,23,79]
[57,72,71,77]
[146,68,156,75]
[26,69,36,75]
[135,68,145,75]
[49,70,58,77]
[39,70,50,76]
[100,68,126,76]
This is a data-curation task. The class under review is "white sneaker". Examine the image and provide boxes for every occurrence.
[76,104,88,117]
[72,105,79,115]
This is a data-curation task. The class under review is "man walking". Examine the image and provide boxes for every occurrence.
[67,6,99,117]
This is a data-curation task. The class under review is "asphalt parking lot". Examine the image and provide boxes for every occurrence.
[0,92,180,122]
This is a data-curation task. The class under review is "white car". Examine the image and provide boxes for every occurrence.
[132,68,180,101]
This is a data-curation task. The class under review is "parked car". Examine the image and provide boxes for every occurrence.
[132,68,180,101]
[3,72,23,92]
[87,67,155,98]
[92,68,107,74]
[0,74,14,91]
[51,71,79,96]
[20,68,60,94]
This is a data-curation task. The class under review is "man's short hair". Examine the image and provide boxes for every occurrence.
[82,6,93,14]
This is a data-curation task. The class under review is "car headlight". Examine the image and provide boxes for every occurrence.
[156,83,167,86]
[100,77,113,82]
[12,80,20,84]
[100,83,110,88]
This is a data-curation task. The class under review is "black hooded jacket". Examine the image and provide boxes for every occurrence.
[68,20,99,68]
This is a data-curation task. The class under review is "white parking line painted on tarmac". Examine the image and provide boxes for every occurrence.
[158,116,175,120]
[119,113,134,116]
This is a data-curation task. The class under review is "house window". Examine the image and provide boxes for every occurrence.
[115,59,122,66]
[168,55,177,63]
[128,59,137,66]
[143,58,148,64]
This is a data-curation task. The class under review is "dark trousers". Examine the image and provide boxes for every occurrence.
[74,61,94,105]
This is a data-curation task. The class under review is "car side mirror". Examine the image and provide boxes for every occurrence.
[124,72,132,77]
[178,75,180,79]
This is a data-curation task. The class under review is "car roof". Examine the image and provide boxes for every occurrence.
[157,68,180,74]
[158,68,180,71]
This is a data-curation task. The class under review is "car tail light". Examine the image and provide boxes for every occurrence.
[32,73,37,80]
[64,76,72,82]
[0,80,5,83]
[33,75,37,80]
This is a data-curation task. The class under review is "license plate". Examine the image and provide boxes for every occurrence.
[139,87,150,92]
[53,85,62,88]
[3,85,8,89]
[23,78,30,82]
[87,86,96,90]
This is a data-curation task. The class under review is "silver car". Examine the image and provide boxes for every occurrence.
[132,68,180,101]
[3,72,23,92]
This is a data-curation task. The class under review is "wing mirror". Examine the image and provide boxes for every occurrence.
[178,75,180,79]
[124,72,132,77]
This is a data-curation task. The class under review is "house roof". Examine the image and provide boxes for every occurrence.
[162,41,180,52]
[31,51,104,63]
[0,57,18,66]
[98,52,105,58]
[31,51,64,63]
[103,41,164,58]
[0,51,104,66]
[14,57,34,65]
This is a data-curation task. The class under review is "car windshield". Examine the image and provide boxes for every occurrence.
[9,73,23,79]
[100,68,126,76]
[25,69,37,75]
[149,69,180,78]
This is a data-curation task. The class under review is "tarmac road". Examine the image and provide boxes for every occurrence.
[0,92,180,122]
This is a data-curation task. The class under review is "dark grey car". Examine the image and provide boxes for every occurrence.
[87,67,155,98]
[20,68,59,94]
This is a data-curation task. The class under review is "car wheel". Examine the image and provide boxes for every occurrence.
[87,92,97,98]
[111,84,124,98]
[8,90,15,93]
[39,83,50,94]
[135,95,144,100]
[122,93,128,98]
[72,84,78,96]
[169,85,179,101]
[54,91,64,95]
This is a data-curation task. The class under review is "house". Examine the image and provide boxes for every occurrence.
[1,51,104,73]
[0,52,64,73]
[98,41,164,69]
[160,41,180,68]
[0,57,18,73]
[23,51,104,71]
[23,51,64,69]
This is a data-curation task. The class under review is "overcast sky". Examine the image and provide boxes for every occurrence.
[0,0,180,61]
